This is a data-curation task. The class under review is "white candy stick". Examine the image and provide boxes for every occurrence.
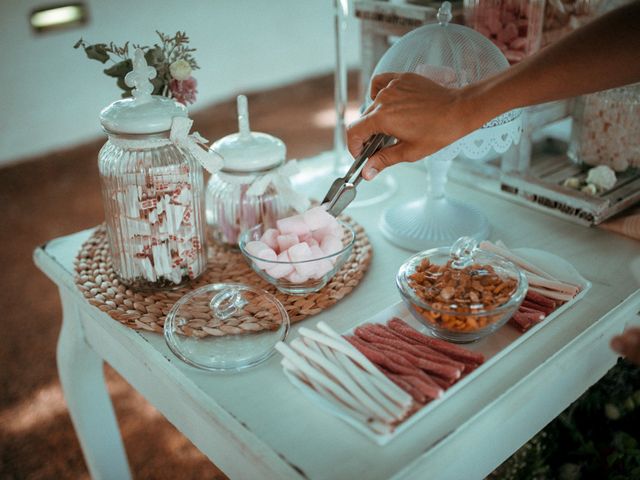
[322,344,409,419]
[276,342,364,413]
[283,364,390,434]
[291,339,395,423]
[308,324,412,406]
[524,271,580,294]
[302,336,406,416]
[480,241,559,281]
[528,286,576,302]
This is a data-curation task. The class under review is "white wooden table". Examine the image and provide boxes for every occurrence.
[34,162,640,480]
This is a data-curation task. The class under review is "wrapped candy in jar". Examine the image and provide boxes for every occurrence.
[464,0,545,63]
[568,84,640,172]
[206,95,308,246]
[98,49,222,290]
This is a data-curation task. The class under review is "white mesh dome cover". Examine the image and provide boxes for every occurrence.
[367,1,522,162]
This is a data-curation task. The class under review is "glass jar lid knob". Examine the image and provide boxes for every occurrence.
[124,48,156,104]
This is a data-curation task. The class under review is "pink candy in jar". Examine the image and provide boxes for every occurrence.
[568,85,640,172]
[464,0,545,63]
[206,95,302,246]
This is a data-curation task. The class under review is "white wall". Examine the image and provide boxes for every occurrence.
[0,0,360,166]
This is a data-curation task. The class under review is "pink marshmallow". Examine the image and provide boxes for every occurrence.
[505,49,526,63]
[311,220,342,243]
[245,241,277,269]
[277,215,310,237]
[277,233,299,253]
[288,242,317,277]
[509,36,527,51]
[498,22,518,44]
[266,251,295,279]
[309,245,334,279]
[299,232,314,244]
[260,228,279,250]
[286,271,309,283]
[320,234,343,257]
[302,206,335,231]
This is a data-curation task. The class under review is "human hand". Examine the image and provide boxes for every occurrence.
[346,72,484,181]
[611,327,640,365]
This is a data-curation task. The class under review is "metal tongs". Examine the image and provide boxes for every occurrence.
[322,133,394,216]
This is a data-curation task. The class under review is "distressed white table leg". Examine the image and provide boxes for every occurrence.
[57,289,132,480]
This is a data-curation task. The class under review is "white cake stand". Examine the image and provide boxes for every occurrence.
[380,110,522,251]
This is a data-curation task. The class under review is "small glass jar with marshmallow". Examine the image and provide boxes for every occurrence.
[206,95,309,247]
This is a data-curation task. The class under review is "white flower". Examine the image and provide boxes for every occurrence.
[562,177,581,189]
[586,165,617,190]
[169,59,192,81]
[581,183,598,195]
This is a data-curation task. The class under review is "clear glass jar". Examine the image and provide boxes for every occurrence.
[99,132,207,289]
[206,171,290,246]
[206,95,293,247]
[464,0,545,63]
[568,84,640,172]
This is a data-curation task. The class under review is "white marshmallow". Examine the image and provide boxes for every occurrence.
[266,251,295,279]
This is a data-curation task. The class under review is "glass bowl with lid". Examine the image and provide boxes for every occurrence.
[396,237,527,343]
[164,283,290,372]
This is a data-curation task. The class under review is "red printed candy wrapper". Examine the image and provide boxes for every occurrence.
[109,164,206,288]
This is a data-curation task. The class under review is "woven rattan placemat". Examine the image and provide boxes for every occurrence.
[75,217,372,336]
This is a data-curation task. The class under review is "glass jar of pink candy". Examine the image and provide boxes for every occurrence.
[464,0,545,63]
[568,84,640,172]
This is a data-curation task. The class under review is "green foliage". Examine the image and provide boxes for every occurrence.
[489,360,640,480]
[74,32,198,100]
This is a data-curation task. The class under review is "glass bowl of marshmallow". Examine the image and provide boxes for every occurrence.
[239,206,355,295]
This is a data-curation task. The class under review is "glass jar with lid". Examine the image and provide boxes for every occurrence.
[464,0,545,63]
[568,84,640,172]
[98,49,221,290]
[206,95,304,247]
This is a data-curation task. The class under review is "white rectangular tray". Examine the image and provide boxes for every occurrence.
[283,247,592,446]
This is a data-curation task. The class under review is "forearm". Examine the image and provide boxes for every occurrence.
[461,1,640,124]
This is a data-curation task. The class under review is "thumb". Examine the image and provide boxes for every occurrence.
[362,142,411,181]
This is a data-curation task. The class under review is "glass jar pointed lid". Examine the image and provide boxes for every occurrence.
[100,48,188,134]
[212,95,286,173]
[164,283,290,372]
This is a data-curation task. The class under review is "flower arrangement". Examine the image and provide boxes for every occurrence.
[74,31,199,104]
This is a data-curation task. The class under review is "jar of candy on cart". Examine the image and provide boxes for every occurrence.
[98,49,222,290]
[206,95,308,247]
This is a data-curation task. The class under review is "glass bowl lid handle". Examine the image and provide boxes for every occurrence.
[210,288,247,320]
[450,236,478,269]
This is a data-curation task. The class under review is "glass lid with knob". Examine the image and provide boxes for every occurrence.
[164,283,290,372]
